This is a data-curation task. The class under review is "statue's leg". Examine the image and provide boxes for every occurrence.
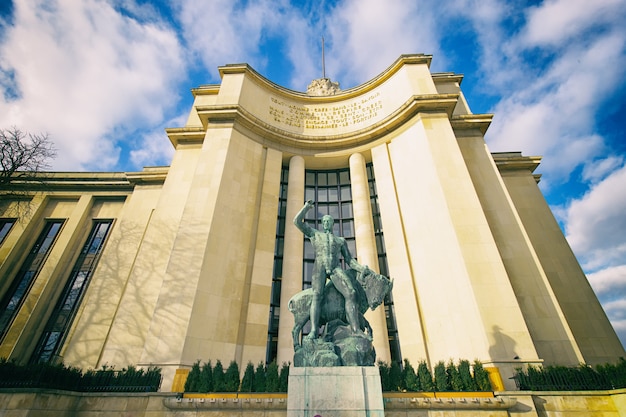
[305,291,321,340]
[361,315,373,339]
[292,317,304,349]
[331,269,360,334]
[306,267,325,340]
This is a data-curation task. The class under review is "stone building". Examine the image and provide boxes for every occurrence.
[0,54,623,391]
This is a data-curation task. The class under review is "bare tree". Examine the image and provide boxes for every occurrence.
[0,127,57,187]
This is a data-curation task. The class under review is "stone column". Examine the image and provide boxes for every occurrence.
[349,153,391,363]
[276,155,305,364]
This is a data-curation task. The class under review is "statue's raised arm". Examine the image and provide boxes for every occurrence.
[293,200,316,238]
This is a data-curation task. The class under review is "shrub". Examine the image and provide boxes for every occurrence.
[434,361,450,391]
[472,360,492,391]
[447,360,463,391]
[0,359,161,392]
[389,361,402,392]
[417,360,434,391]
[266,361,280,392]
[458,359,476,391]
[224,361,240,392]
[597,358,626,389]
[279,362,290,392]
[402,359,419,391]
[513,362,622,391]
[240,361,255,392]
[253,362,266,392]
[198,361,213,393]
[184,361,201,392]
[212,360,226,392]
[378,360,390,391]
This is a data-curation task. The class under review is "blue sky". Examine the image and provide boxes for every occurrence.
[1,0,625,349]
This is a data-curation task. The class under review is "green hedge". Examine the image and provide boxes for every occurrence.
[378,359,492,392]
[513,359,626,391]
[184,360,290,393]
[0,359,161,392]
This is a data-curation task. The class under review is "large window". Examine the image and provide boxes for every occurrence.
[303,169,356,285]
[367,163,401,363]
[0,220,65,342]
[0,219,16,245]
[31,220,113,363]
[266,168,288,364]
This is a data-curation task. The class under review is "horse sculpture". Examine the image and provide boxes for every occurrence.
[288,268,393,349]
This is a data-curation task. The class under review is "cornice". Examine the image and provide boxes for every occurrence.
[451,114,493,135]
[191,84,220,97]
[126,167,169,185]
[432,72,464,85]
[493,152,542,173]
[217,54,433,103]
[2,169,169,192]
[166,127,206,147]
[195,93,458,151]
[2,172,134,193]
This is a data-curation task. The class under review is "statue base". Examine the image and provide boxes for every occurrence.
[294,321,376,367]
[287,366,384,417]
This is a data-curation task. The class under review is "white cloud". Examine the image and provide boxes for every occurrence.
[582,155,625,183]
[0,0,184,170]
[520,0,624,48]
[129,113,187,168]
[565,164,626,271]
[324,0,443,88]
[588,265,626,296]
[485,25,626,185]
[176,0,292,80]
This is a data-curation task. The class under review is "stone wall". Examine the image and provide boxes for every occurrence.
[1,390,626,416]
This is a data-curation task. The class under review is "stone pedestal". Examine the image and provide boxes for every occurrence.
[287,366,384,417]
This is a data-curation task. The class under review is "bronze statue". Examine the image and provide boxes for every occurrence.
[289,200,393,366]
[293,200,368,339]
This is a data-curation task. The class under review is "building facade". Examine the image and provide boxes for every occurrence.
[0,55,623,391]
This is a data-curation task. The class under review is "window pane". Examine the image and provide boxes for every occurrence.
[0,220,15,245]
[340,186,351,200]
[317,173,327,186]
[305,172,316,186]
[376,234,386,253]
[346,239,357,257]
[328,187,338,202]
[304,241,315,259]
[373,215,382,232]
[317,188,328,202]
[275,237,284,256]
[305,187,315,202]
[342,220,354,237]
[341,202,353,218]
[327,172,338,186]
[339,171,350,184]
[328,204,339,219]
[273,259,283,278]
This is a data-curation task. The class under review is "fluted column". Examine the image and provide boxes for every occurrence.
[276,155,305,364]
[349,153,391,362]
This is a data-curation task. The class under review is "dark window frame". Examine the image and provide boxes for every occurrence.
[0,219,65,343]
[30,219,114,363]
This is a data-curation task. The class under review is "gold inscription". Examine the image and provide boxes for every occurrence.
[269,92,383,130]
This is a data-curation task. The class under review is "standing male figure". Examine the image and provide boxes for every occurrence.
[293,200,369,340]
